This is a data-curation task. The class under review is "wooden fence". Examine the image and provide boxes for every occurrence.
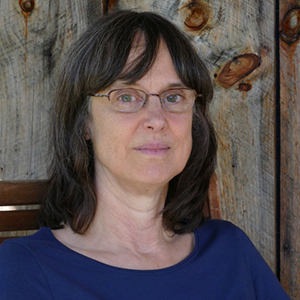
[0,0,299,298]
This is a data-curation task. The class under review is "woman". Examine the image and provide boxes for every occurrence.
[0,10,289,299]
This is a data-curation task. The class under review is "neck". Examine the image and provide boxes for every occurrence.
[85,176,171,253]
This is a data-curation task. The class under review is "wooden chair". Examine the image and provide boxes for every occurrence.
[0,176,222,244]
[0,180,47,244]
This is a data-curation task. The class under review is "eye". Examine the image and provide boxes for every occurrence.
[120,93,135,102]
[163,90,185,103]
[110,89,146,112]
[165,94,181,102]
[113,89,143,103]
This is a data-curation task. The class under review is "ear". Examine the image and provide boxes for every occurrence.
[84,122,92,140]
[85,132,91,140]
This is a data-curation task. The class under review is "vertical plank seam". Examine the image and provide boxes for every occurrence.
[275,0,281,281]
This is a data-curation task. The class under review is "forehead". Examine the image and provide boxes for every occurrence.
[111,41,184,91]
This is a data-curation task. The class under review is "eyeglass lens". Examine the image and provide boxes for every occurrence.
[109,88,196,113]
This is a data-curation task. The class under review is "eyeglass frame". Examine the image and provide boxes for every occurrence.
[88,88,202,113]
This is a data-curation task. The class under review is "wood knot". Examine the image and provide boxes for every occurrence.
[281,8,300,45]
[19,0,34,13]
[283,242,291,254]
[179,1,210,31]
[238,83,252,92]
[215,54,260,88]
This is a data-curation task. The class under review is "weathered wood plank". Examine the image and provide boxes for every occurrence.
[279,1,300,298]
[206,0,277,272]
[116,0,277,273]
[0,0,103,181]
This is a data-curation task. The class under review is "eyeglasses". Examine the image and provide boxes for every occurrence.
[89,88,201,113]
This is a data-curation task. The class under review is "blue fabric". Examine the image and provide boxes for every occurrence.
[0,219,289,299]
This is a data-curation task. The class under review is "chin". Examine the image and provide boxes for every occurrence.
[133,166,182,187]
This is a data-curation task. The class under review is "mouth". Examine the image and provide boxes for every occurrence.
[134,143,170,156]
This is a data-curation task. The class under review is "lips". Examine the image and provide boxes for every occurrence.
[134,143,170,155]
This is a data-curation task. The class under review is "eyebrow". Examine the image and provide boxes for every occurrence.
[166,83,187,88]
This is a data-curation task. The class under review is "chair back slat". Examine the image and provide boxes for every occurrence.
[0,210,40,231]
[0,180,48,206]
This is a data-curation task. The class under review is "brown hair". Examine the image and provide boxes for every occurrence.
[39,10,217,234]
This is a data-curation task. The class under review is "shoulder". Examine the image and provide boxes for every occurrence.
[194,219,266,276]
[198,218,243,233]
[195,219,263,263]
[0,227,53,256]
[0,228,54,299]
[0,227,58,276]
[194,219,290,300]
[195,219,249,245]
[0,227,53,272]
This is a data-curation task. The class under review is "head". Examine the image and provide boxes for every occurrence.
[39,10,217,234]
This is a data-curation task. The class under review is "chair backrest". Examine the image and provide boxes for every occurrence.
[0,176,222,244]
[0,180,48,244]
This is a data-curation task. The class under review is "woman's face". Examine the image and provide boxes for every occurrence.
[88,42,193,192]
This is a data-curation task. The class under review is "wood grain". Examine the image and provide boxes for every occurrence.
[0,0,103,181]
[280,0,300,298]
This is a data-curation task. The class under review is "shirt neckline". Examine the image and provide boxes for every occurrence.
[42,226,200,274]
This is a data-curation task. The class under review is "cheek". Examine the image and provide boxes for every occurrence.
[178,112,193,140]
[183,129,193,161]
[173,114,193,159]
[89,119,131,163]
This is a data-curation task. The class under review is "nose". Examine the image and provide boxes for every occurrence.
[142,94,166,131]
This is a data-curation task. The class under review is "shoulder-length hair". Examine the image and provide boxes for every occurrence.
[39,10,217,234]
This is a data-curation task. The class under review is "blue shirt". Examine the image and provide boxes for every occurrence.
[0,219,290,299]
